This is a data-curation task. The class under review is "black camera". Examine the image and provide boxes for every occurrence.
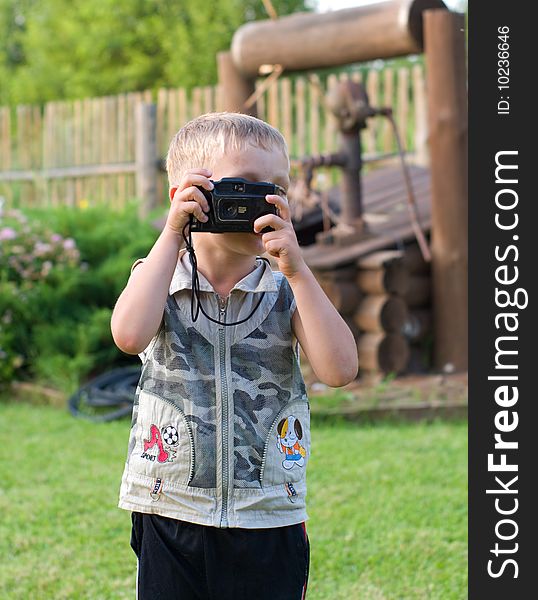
[190,177,279,233]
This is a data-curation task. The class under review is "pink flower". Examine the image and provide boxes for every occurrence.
[41,261,53,277]
[0,227,17,241]
[63,238,76,250]
[34,241,52,256]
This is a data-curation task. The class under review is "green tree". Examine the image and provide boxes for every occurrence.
[0,0,309,106]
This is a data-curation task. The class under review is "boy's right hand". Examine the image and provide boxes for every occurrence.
[165,168,214,235]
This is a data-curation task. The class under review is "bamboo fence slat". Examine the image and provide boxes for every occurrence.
[412,64,428,164]
[117,93,127,206]
[295,77,306,158]
[366,70,379,155]
[382,68,394,152]
[268,76,279,130]
[192,87,202,118]
[255,80,266,122]
[397,67,410,150]
[280,78,292,148]
[309,75,320,156]
[325,73,338,156]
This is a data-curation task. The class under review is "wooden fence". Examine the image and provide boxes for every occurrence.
[0,64,427,210]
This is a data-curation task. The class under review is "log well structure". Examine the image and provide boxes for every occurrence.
[217,0,467,378]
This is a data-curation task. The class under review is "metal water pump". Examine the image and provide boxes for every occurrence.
[299,79,390,246]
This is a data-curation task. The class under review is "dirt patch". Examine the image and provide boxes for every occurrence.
[303,361,468,421]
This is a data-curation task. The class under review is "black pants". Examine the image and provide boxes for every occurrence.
[130,512,310,600]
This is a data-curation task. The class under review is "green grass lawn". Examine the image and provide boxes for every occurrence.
[0,403,467,599]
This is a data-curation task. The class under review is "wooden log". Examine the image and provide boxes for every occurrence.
[424,9,468,371]
[319,279,363,315]
[342,315,360,342]
[314,264,357,281]
[402,243,430,274]
[404,275,431,307]
[356,264,409,296]
[357,332,410,374]
[217,51,256,116]
[357,250,402,269]
[406,344,431,373]
[354,294,408,333]
[231,1,447,77]
[401,309,432,342]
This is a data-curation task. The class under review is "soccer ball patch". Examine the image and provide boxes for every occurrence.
[161,425,179,446]
[141,423,179,463]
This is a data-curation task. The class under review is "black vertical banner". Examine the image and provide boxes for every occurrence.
[469,1,537,597]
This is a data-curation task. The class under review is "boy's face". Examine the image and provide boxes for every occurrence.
[200,145,290,257]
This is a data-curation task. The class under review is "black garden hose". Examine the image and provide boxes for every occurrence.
[68,366,141,422]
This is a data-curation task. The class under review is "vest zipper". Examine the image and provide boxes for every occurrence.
[217,294,230,527]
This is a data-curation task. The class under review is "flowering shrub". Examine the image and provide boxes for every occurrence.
[1,208,82,286]
[0,201,156,391]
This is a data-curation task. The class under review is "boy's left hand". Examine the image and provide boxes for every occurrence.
[253,194,308,280]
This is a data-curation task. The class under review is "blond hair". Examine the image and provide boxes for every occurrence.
[165,112,289,187]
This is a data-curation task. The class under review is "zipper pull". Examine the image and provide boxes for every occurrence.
[217,295,228,312]
[217,294,228,326]
[150,478,163,501]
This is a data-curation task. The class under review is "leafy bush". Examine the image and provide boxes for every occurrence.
[0,201,157,392]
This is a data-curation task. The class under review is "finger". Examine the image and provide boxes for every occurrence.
[178,200,209,222]
[179,171,214,193]
[253,213,288,233]
[265,239,289,258]
[173,185,210,213]
[261,229,285,243]
[265,194,291,222]
[185,167,212,178]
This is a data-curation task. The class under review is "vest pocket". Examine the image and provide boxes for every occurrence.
[127,390,195,485]
[260,400,310,487]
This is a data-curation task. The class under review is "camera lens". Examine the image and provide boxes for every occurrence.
[220,200,238,219]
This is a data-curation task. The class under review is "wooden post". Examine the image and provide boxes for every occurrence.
[217,51,256,116]
[424,10,468,371]
[135,102,159,218]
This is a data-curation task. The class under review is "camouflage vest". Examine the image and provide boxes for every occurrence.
[118,251,310,528]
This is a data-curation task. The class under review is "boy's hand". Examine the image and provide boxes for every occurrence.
[166,169,214,235]
[253,194,308,280]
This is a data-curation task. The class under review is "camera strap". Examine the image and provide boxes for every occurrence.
[181,216,269,326]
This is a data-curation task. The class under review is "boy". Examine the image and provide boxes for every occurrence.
[111,112,358,599]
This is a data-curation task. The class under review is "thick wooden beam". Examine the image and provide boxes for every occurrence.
[217,51,256,116]
[357,332,410,374]
[424,10,468,371]
[356,265,409,296]
[319,279,363,315]
[355,294,408,333]
[231,0,447,77]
